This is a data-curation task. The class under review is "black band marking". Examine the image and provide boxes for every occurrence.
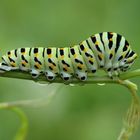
[91,36,96,43]
[47,48,51,55]
[43,48,45,57]
[86,40,92,50]
[85,52,93,58]
[99,33,105,49]
[21,48,25,53]
[80,44,85,51]
[70,48,75,55]
[60,49,64,56]
[118,55,123,61]
[34,48,38,53]
[29,48,32,56]
[48,58,56,66]
[75,59,83,64]
[115,34,122,53]
[15,49,17,57]
[61,60,70,67]
[109,53,113,59]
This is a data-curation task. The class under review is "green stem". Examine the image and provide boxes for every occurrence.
[117,80,140,140]
[119,69,140,80]
[0,107,28,140]
[0,69,140,84]
[13,108,28,140]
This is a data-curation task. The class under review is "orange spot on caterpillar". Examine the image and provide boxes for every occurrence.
[11,62,16,67]
[48,54,52,58]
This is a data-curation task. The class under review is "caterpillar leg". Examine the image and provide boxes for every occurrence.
[104,64,113,78]
[45,71,56,81]
[60,72,72,81]
[113,69,120,77]
[76,71,87,81]
[107,67,120,78]
[107,71,113,79]
[30,69,40,79]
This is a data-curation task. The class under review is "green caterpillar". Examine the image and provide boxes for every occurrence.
[0,32,137,81]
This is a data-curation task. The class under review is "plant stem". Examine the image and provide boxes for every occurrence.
[13,108,28,140]
[0,107,28,140]
[117,80,140,140]
[0,69,140,84]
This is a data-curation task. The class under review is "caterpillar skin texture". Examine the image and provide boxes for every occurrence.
[0,32,137,81]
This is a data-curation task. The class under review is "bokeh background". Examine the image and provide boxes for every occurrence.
[0,0,140,140]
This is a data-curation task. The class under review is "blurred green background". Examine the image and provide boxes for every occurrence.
[0,0,140,140]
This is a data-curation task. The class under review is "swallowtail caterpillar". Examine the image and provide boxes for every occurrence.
[0,32,137,82]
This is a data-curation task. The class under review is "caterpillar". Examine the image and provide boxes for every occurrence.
[0,32,137,81]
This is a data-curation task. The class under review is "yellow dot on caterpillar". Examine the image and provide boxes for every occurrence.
[21,52,25,55]
[109,38,113,41]
[122,53,126,58]
[50,63,55,67]
[111,50,114,53]
[36,63,41,69]
[84,48,87,52]
[48,54,52,58]
[11,62,16,67]
[53,67,57,71]
[89,58,94,62]
[74,54,77,58]
[34,53,38,57]
[99,53,104,59]
[22,61,26,65]
[127,58,131,63]
[63,65,68,70]
[95,42,99,45]
[61,55,64,59]
[77,64,83,68]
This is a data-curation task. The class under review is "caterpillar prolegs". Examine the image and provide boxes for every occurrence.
[0,32,137,81]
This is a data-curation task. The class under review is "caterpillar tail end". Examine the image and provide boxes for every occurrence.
[0,63,5,73]
[0,63,11,73]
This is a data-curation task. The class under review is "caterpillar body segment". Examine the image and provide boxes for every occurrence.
[58,47,74,81]
[18,48,31,71]
[0,49,19,72]
[87,34,105,69]
[44,47,59,81]
[30,47,45,78]
[0,32,137,81]
[79,40,98,73]
[70,45,88,81]
[102,32,116,76]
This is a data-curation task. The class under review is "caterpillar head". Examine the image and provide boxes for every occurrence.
[120,50,137,72]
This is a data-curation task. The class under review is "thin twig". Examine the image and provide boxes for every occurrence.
[12,107,28,140]
[117,80,140,140]
[0,69,140,84]
[0,87,61,108]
